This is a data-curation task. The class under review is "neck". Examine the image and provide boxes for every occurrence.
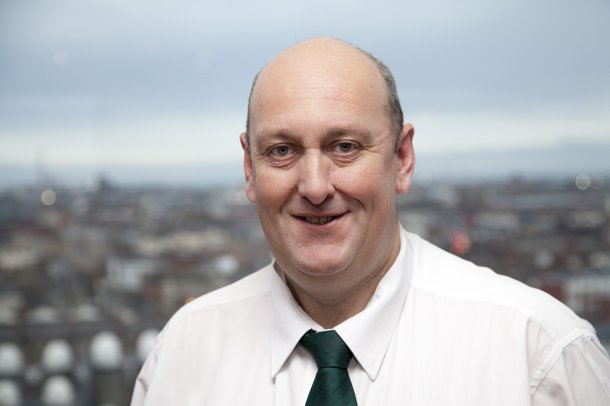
[284,232,401,329]
[287,277,382,328]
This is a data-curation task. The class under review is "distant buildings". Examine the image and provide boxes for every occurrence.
[0,174,609,404]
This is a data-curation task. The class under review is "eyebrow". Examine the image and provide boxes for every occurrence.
[253,130,294,151]
[254,125,374,150]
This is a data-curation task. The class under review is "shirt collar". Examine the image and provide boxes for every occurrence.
[269,266,322,378]
[269,226,414,381]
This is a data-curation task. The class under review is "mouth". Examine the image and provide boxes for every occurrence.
[304,216,334,225]
[298,213,344,225]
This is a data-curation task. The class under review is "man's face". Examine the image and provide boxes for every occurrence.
[242,41,414,294]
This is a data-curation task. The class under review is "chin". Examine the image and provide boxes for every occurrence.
[291,255,352,278]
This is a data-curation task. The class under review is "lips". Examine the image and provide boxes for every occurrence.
[295,212,346,225]
[304,216,334,225]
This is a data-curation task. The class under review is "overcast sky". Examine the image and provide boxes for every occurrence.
[1,0,609,171]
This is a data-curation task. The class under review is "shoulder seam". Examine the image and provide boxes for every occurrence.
[529,329,597,396]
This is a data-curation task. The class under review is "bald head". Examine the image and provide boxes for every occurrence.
[246,38,403,149]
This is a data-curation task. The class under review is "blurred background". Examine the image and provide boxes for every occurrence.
[1,0,610,405]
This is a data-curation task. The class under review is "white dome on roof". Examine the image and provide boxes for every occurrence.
[41,340,74,373]
[0,380,21,406]
[214,254,239,276]
[89,332,123,370]
[136,329,159,363]
[0,343,23,375]
[41,375,75,406]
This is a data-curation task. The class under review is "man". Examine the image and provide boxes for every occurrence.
[132,38,610,405]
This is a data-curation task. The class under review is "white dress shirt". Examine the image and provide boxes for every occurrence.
[131,228,610,405]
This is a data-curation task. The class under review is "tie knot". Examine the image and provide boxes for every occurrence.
[300,330,353,370]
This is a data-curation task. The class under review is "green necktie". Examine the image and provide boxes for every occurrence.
[300,329,358,406]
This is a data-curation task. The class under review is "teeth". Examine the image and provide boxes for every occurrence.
[305,216,333,225]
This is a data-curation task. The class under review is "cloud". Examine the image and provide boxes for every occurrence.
[0,110,246,165]
[412,98,610,154]
[1,0,609,167]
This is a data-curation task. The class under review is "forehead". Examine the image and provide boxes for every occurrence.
[249,41,389,138]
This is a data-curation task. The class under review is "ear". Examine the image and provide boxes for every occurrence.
[395,123,415,195]
[240,132,257,203]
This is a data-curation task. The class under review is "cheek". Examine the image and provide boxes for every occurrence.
[253,170,294,210]
[333,161,394,203]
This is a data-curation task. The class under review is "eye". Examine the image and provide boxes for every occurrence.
[335,142,356,153]
[270,145,292,156]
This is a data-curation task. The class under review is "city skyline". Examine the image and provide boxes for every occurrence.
[1,139,610,188]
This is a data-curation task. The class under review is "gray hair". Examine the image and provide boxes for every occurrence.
[246,44,404,151]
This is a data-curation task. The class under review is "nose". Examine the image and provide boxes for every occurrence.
[297,151,335,205]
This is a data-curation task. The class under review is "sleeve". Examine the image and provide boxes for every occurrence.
[130,331,164,406]
[532,334,610,406]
